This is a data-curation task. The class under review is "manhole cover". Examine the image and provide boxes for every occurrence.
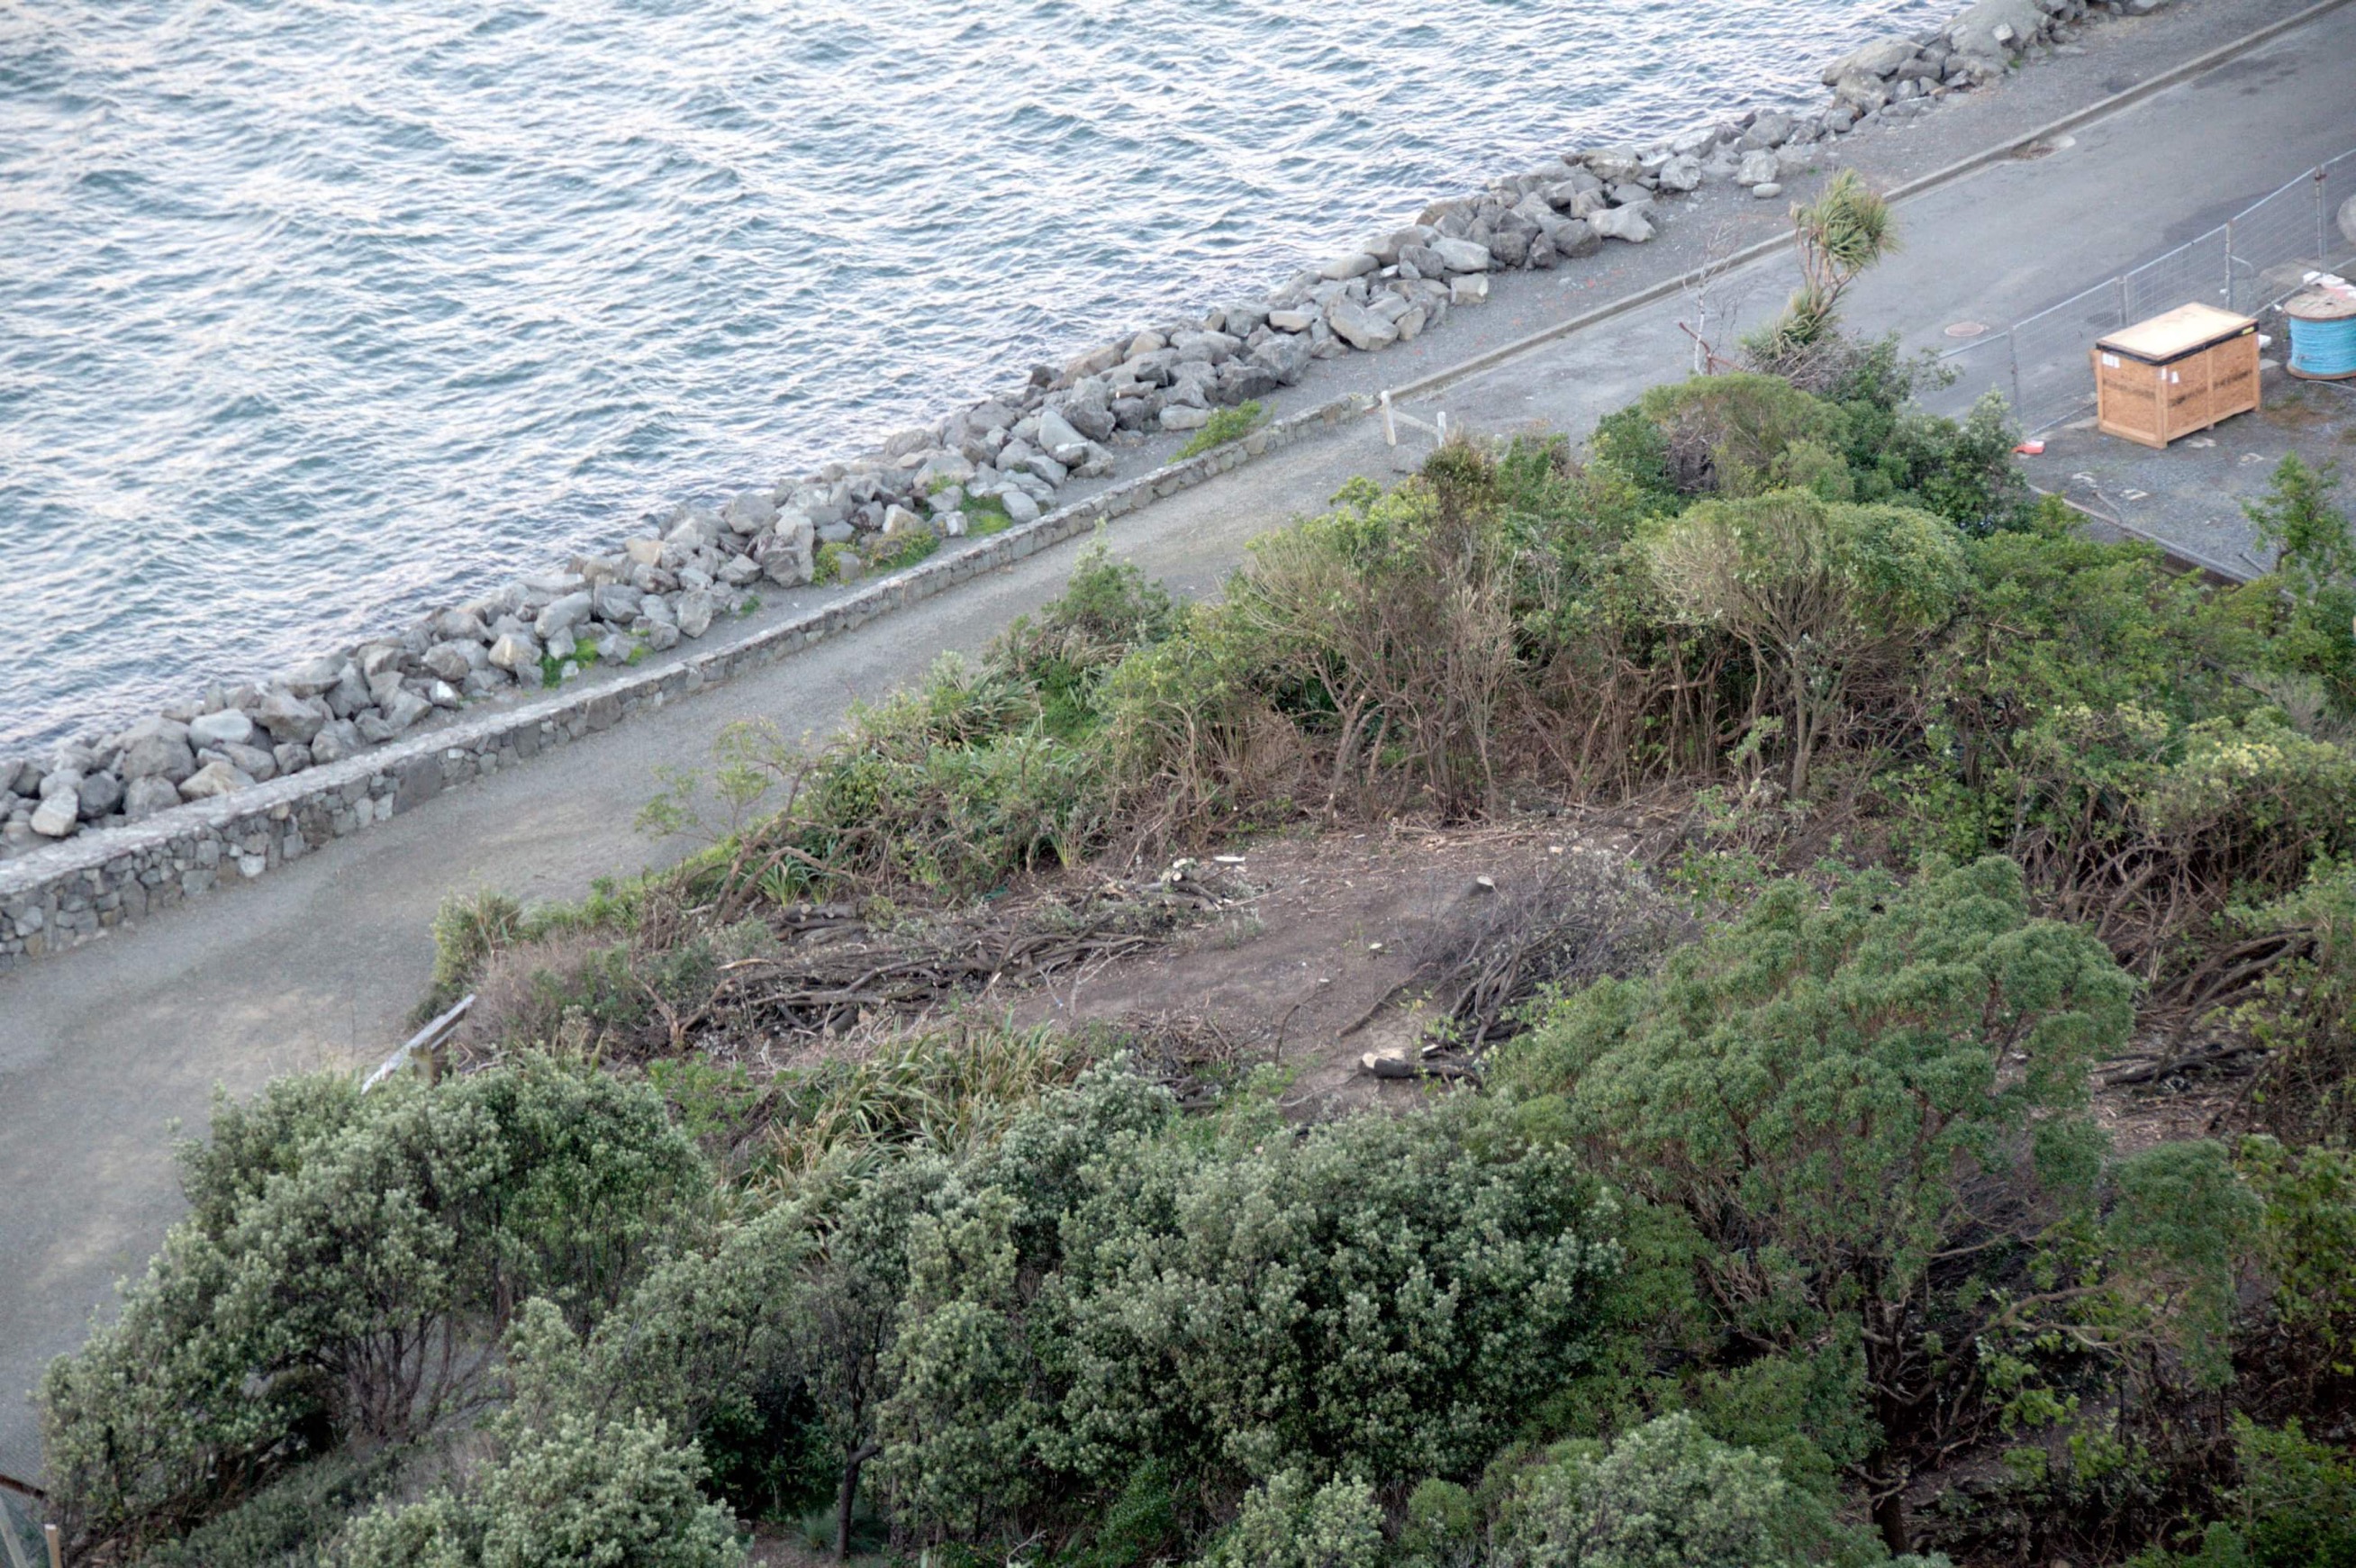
[1944,322,1989,339]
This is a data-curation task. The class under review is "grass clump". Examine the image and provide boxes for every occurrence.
[869,529,940,573]
[816,541,859,583]
[1174,399,1264,460]
[962,493,1017,536]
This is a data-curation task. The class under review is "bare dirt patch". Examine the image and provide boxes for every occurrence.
[999,819,1661,1119]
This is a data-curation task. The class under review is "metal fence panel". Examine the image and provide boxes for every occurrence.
[2229,168,2331,313]
[1919,331,2014,421]
[1938,143,2356,433]
[2006,279,2122,431]
[2122,229,2234,324]
[2323,149,2356,277]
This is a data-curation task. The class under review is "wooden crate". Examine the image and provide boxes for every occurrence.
[2091,303,2260,449]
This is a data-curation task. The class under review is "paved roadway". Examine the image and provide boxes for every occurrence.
[5,0,2352,1482]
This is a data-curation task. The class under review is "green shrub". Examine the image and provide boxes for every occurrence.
[817,540,858,583]
[1639,488,1965,794]
[873,527,941,573]
[422,890,527,1015]
[336,1413,743,1568]
[1493,857,2195,1548]
[41,1058,707,1559]
[874,1083,1632,1545]
[1624,374,1847,498]
[2241,1136,2356,1374]
[2132,1418,2356,1568]
[1175,401,1264,461]
[1065,1460,1183,1568]
[2242,455,2356,711]
[133,1448,404,1568]
[1491,1414,1893,1568]
[1196,1470,1382,1568]
[1400,1478,1483,1568]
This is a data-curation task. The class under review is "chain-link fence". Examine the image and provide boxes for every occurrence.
[1925,148,2356,431]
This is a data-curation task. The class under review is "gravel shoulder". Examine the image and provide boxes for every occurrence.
[5,0,2353,1482]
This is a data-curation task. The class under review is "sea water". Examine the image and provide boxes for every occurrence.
[0,0,1943,749]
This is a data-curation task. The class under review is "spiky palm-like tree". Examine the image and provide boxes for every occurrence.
[1745,169,1898,367]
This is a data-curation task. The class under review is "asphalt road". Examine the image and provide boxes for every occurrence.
[5,0,2352,1482]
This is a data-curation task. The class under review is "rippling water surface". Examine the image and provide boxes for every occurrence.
[0,0,1944,750]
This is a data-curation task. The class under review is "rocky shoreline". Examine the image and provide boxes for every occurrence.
[0,0,2172,863]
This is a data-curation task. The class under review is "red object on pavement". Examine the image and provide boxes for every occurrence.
[2014,440,2045,455]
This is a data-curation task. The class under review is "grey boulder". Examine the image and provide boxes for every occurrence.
[1592,204,1656,243]
[187,709,256,748]
[76,770,125,820]
[381,690,433,734]
[311,720,365,766]
[723,489,777,534]
[1325,297,1400,352]
[1430,237,1493,273]
[256,687,331,745]
[326,664,370,720]
[119,726,197,784]
[435,606,490,642]
[1060,401,1117,443]
[1036,408,1091,465]
[423,640,486,683]
[593,583,644,623]
[535,591,594,640]
[757,512,816,587]
[1250,331,1312,386]
[30,793,78,838]
[222,742,280,781]
[281,656,344,698]
[123,775,183,820]
[177,759,255,802]
[1825,35,1922,82]
[487,633,543,674]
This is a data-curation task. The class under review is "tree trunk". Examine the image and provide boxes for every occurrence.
[836,1442,881,1560]
[1788,657,1813,800]
[1874,1486,1911,1557]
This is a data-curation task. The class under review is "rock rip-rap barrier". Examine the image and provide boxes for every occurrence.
[0,400,1362,973]
[0,0,2170,938]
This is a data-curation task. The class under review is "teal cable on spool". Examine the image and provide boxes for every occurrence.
[2286,294,2356,380]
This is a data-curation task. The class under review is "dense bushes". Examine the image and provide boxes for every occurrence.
[40,1060,704,1558]
[54,357,2356,1565]
[339,1412,743,1568]
[50,908,2356,1565]
[1493,857,2267,1554]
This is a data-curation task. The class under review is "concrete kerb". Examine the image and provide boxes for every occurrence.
[0,392,1370,975]
[9,2,2339,976]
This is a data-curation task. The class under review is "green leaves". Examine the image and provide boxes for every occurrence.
[339,1412,744,1568]
[1503,857,2130,1298]
[40,1057,706,1558]
[1491,1413,1845,1568]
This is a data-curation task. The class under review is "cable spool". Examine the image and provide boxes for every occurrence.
[2284,291,2356,381]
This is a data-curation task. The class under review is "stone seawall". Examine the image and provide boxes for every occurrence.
[0,396,1364,974]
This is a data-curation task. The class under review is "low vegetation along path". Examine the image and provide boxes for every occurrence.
[4,0,2352,1482]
